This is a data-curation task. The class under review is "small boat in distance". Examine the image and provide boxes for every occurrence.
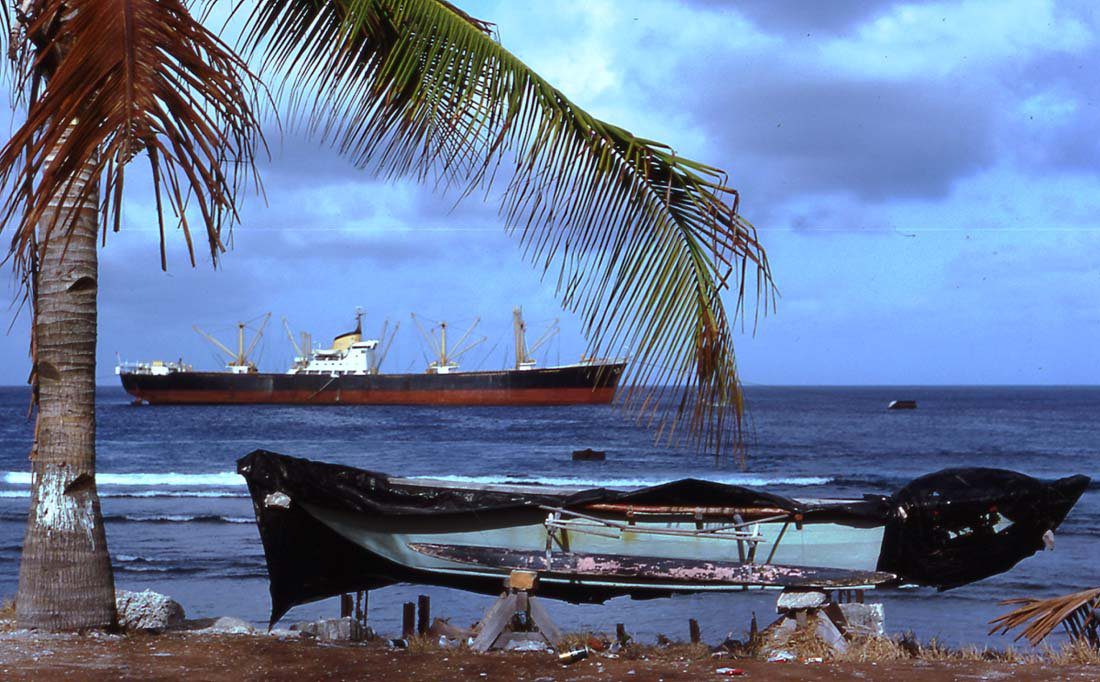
[237,450,1089,625]
[888,399,918,410]
[117,308,624,406]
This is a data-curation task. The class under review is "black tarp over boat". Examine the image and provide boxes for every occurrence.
[237,450,1088,625]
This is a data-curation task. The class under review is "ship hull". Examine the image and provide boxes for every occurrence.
[120,362,624,406]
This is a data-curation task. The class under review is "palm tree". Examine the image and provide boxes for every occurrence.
[1,0,771,631]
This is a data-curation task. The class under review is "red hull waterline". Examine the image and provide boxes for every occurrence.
[128,387,617,406]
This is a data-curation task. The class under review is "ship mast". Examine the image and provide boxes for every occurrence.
[193,313,270,372]
[513,307,528,369]
[411,314,484,373]
[513,307,558,370]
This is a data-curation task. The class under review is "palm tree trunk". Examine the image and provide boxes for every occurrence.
[16,137,116,630]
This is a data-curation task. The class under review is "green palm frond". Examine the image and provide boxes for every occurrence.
[238,0,772,457]
[0,0,264,275]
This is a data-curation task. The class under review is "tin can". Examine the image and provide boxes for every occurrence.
[558,646,590,664]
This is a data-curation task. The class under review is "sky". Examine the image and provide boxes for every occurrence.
[1,0,1099,386]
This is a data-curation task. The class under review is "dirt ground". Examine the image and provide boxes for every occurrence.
[0,631,1095,682]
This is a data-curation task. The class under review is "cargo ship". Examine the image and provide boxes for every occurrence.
[116,309,625,406]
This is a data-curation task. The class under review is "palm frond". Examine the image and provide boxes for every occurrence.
[990,587,1100,647]
[237,0,773,457]
[0,0,264,275]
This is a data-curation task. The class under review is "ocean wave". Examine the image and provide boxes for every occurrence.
[407,474,834,488]
[107,514,253,525]
[0,489,246,499]
[105,490,247,499]
[2,471,244,487]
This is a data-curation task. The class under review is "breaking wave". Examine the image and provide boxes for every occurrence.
[2,471,244,487]
[107,514,252,524]
[407,474,833,488]
[0,489,246,499]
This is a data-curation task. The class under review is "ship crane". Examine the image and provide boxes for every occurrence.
[411,314,486,374]
[371,319,400,374]
[513,307,559,370]
[193,312,270,374]
[282,318,314,370]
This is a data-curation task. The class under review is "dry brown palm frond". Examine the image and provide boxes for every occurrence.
[236,0,772,458]
[0,0,264,277]
[989,587,1100,647]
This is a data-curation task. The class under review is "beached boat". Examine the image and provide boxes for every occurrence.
[117,309,624,406]
[237,450,1089,625]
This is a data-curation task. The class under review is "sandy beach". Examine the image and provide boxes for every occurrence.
[1,629,1097,681]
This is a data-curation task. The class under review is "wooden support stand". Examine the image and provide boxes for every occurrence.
[470,570,563,653]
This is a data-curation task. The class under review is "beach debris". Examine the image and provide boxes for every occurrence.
[507,638,550,652]
[887,400,917,410]
[989,587,1100,648]
[558,646,590,664]
[114,590,184,632]
[571,448,606,461]
[714,667,745,676]
[291,617,368,642]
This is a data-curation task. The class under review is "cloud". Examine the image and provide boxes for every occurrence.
[682,0,892,36]
[820,0,1093,79]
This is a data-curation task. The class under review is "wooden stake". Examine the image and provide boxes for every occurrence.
[402,602,416,638]
[689,618,701,644]
[616,623,629,645]
[340,593,353,619]
[417,594,430,635]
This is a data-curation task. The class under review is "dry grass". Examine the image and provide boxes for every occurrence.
[1044,639,1100,665]
[761,623,1052,666]
[0,598,16,632]
[838,635,909,663]
[404,634,448,654]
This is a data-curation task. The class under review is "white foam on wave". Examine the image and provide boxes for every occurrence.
[2,471,244,487]
[0,489,246,499]
[409,474,833,488]
[117,514,252,524]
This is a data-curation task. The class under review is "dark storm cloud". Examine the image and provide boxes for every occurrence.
[681,0,893,35]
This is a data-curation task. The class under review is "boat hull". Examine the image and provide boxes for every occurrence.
[236,450,1089,625]
[121,362,623,406]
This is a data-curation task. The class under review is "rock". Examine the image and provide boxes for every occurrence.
[292,617,366,642]
[813,612,848,655]
[205,616,256,635]
[839,602,885,638]
[115,590,185,632]
[776,590,828,612]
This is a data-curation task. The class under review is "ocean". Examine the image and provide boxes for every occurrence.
[1,385,1096,647]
